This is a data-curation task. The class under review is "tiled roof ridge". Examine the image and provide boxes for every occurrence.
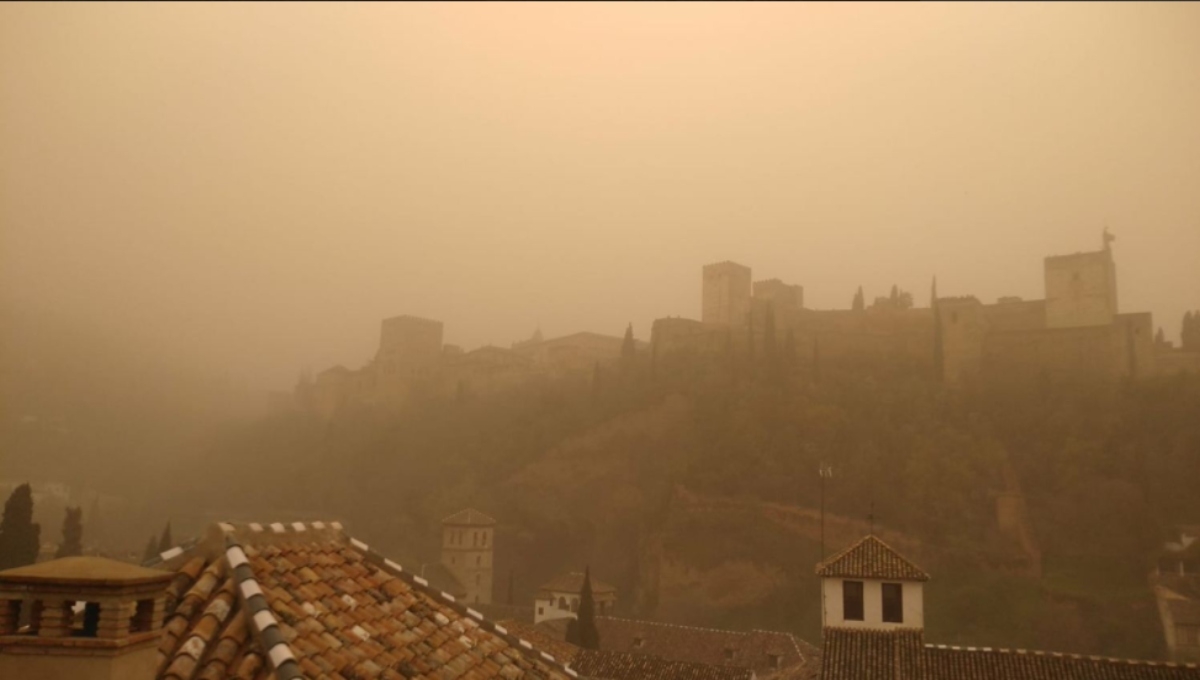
[923,642,1200,669]
[142,537,203,569]
[599,614,759,638]
[815,534,931,581]
[341,526,581,679]
[222,529,305,680]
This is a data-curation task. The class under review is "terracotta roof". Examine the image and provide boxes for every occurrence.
[820,627,1200,680]
[147,521,576,680]
[538,573,618,596]
[498,619,582,664]
[442,508,498,526]
[571,648,754,680]
[816,536,930,582]
[538,616,815,676]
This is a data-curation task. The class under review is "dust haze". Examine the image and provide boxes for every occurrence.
[3,2,1198,390]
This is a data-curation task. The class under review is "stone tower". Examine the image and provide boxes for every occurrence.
[0,556,173,680]
[376,315,444,379]
[440,508,496,605]
[702,261,752,327]
[1044,245,1118,329]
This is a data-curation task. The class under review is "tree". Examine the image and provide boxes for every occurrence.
[55,506,83,558]
[1155,327,1165,346]
[577,567,601,650]
[620,323,636,374]
[0,483,41,570]
[890,284,900,304]
[142,535,159,563]
[852,286,865,312]
[157,521,173,553]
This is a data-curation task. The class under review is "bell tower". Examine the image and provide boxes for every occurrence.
[440,508,496,605]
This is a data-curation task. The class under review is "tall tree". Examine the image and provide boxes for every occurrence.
[56,506,83,558]
[852,286,865,312]
[0,483,41,570]
[157,521,173,553]
[565,618,581,646]
[577,567,601,650]
[620,323,636,374]
[890,284,900,304]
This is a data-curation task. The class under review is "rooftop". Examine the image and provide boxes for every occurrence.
[821,628,1200,680]
[0,555,173,587]
[145,520,573,680]
[816,535,930,582]
[442,508,497,526]
[571,648,755,680]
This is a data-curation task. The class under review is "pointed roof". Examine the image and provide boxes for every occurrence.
[816,535,930,582]
[442,508,497,526]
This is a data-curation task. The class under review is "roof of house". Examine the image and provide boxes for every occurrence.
[538,572,618,596]
[442,508,498,527]
[815,535,930,582]
[0,555,173,587]
[820,627,1200,680]
[498,619,583,664]
[537,616,815,676]
[570,648,754,680]
[145,521,576,680]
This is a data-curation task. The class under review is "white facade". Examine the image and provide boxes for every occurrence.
[821,577,924,629]
[534,592,578,625]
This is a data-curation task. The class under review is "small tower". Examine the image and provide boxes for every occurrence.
[0,556,173,680]
[816,535,929,630]
[440,508,496,605]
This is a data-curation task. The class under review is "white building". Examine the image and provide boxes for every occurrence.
[816,534,928,630]
[534,571,617,624]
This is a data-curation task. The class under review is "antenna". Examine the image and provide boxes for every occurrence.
[819,462,834,560]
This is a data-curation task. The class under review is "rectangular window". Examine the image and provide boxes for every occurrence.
[842,581,864,621]
[882,583,903,623]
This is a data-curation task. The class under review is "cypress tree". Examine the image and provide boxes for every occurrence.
[55,506,83,558]
[0,483,41,570]
[157,521,173,553]
[577,567,601,650]
[620,323,636,373]
[565,618,581,645]
[890,284,899,304]
[852,286,865,312]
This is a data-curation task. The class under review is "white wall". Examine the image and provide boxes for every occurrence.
[821,578,923,629]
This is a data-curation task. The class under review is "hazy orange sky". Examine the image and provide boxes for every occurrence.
[3,2,1198,390]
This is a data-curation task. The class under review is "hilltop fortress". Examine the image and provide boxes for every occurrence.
[294,235,1198,419]
[656,232,1199,385]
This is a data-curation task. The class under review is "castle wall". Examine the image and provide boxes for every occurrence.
[702,261,752,326]
[377,315,444,378]
[1115,312,1156,378]
[753,278,804,311]
[982,299,1046,332]
[1044,249,1118,329]
[1156,351,1200,376]
[938,298,987,385]
[981,324,1124,382]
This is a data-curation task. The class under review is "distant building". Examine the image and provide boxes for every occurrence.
[816,534,1200,680]
[1152,527,1200,664]
[534,571,618,624]
[441,508,496,605]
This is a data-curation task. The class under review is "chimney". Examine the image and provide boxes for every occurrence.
[0,556,172,680]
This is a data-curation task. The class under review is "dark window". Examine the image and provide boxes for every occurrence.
[559,597,568,609]
[769,654,782,669]
[843,581,864,621]
[79,602,101,637]
[633,636,645,649]
[724,647,735,661]
[130,599,155,633]
[882,583,903,623]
